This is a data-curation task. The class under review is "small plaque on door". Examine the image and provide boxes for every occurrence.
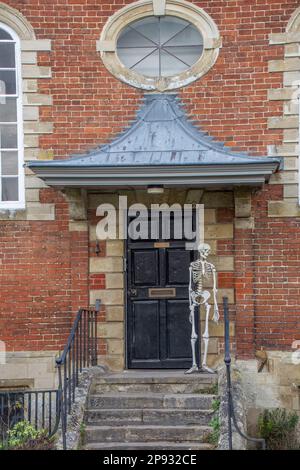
[154,242,170,248]
[148,288,176,298]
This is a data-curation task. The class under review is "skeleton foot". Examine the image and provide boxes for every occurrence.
[185,365,199,374]
[201,365,215,374]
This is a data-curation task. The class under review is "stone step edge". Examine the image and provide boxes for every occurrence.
[89,393,217,398]
[93,375,217,384]
[86,407,214,413]
[85,425,212,431]
[84,442,214,450]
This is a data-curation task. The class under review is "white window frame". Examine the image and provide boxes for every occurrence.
[0,21,24,210]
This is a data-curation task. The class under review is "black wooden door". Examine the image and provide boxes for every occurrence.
[126,215,197,369]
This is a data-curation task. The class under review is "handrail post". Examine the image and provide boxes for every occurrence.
[56,359,67,450]
[93,300,101,366]
[223,296,266,451]
[223,296,233,450]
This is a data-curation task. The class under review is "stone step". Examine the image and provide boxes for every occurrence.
[91,371,217,395]
[92,382,215,394]
[84,425,212,444]
[88,393,216,410]
[86,408,214,426]
[85,442,214,450]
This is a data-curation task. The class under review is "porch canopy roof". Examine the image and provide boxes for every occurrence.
[28,94,280,188]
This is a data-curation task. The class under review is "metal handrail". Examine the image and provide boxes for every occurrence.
[223,296,266,450]
[56,300,101,450]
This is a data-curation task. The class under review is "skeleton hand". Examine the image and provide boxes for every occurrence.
[213,287,219,322]
[213,304,219,323]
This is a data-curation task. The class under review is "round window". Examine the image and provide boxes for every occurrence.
[98,1,221,92]
[116,16,203,78]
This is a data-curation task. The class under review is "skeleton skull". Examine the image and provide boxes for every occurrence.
[198,243,211,260]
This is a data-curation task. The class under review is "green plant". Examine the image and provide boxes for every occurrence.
[77,422,86,450]
[258,408,299,450]
[208,415,220,446]
[204,397,220,447]
[4,421,55,450]
[212,398,220,412]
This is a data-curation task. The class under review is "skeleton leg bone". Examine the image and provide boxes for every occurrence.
[185,303,199,374]
[201,300,215,374]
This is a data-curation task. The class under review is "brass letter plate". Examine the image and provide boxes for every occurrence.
[148,288,176,298]
[154,242,170,248]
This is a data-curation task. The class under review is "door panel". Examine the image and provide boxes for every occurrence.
[166,248,191,285]
[166,300,192,360]
[133,250,159,286]
[132,301,160,361]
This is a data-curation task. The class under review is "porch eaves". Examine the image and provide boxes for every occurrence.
[27,94,281,188]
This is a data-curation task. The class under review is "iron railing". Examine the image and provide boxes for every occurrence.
[56,301,100,450]
[223,296,266,450]
[0,389,60,446]
[0,302,100,449]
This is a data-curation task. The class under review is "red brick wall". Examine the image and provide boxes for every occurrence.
[234,184,300,357]
[0,0,299,355]
[253,185,300,351]
[0,189,89,351]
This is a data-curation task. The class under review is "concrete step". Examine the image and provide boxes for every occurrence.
[91,372,217,395]
[88,393,216,410]
[85,424,212,444]
[86,408,214,426]
[85,442,214,450]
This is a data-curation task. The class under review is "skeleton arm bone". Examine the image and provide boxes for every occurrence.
[188,266,193,321]
[212,265,219,323]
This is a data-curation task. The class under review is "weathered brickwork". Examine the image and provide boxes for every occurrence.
[0,1,299,378]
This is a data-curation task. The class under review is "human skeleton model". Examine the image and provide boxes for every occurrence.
[186,243,219,374]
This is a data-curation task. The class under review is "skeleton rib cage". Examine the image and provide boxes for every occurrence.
[190,260,216,303]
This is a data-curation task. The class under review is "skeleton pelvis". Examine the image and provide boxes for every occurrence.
[192,290,210,305]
